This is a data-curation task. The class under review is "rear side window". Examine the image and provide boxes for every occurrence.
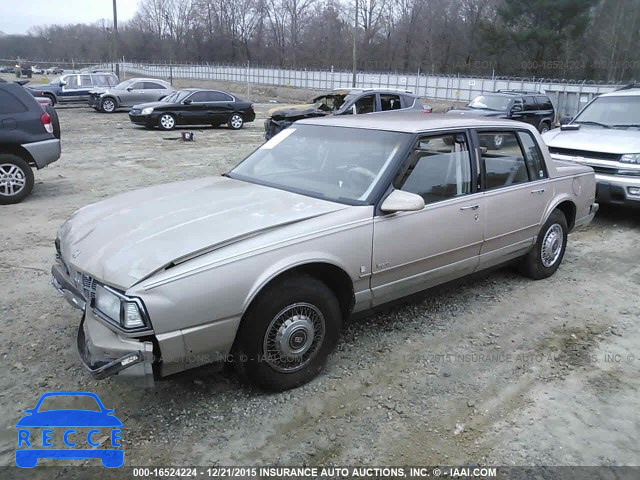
[380,94,402,111]
[394,133,472,204]
[0,89,27,113]
[144,82,166,90]
[207,91,233,101]
[80,75,92,86]
[478,131,530,190]
[536,96,553,110]
[518,131,547,180]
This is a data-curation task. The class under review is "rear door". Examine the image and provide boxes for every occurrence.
[143,81,170,102]
[475,129,553,269]
[203,91,235,125]
[371,131,484,305]
[521,96,539,127]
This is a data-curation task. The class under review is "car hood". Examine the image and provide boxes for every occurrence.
[446,108,506,117]
[269,105,330,120]
[131,100,167,110]
[542,127,640,154]
[58,176,347,289]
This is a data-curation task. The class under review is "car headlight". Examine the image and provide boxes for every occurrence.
[620,154,640,164]
[141,107,154,115]
[94,284,149,330]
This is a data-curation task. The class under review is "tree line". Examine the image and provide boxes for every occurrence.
[0,0,638,82]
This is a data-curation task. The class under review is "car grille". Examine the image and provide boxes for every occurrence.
[547,147,621,162]
[82,274,97,303]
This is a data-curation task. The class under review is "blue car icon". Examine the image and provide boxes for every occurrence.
[16,391,123,468]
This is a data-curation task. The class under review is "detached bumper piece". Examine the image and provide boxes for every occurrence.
[77,313,155,387]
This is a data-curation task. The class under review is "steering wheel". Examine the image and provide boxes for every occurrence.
[344,166,377,193]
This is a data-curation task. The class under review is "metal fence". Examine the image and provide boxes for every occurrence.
[118,61,624,117]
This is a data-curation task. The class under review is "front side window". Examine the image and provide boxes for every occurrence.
[144,82,166,90]
[354,94,375,114]
[230,124,410,204]
[394,134,472,205]
[188,91,209,103]
[65,75,78,87]
[129,82,144,90]
[478,131,530,190]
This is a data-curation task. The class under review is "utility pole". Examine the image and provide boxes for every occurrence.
[112,0,120,77]
[352,0,358,87]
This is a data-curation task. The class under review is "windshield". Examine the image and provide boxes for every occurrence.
[49,75,64,84]
[230,124,409,204]
[573,96,640,127]
[114,79,135,89]
[468,95,511,111]
[163,90,190,103]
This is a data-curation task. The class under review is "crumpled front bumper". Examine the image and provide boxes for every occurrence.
[51,264,155,386]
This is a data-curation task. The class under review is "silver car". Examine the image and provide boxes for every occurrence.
[88,78,174,113]
[51,113,598,391]
[543,85,640,208]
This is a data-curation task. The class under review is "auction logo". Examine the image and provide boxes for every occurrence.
[15,391,123,468]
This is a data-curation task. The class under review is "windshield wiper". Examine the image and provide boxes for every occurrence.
[611,124,640,128]
[575,121,612,128]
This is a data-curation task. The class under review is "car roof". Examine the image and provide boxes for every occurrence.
[601,87,640,97]
[329,88,415,96]
[297,112,531,133]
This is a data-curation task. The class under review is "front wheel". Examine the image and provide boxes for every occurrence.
[228,113,244,130]
[519,209,568,279]
[539,122,550,134]
[0,154,34,204]
[100,97,117,113]
[158,113,176,130]
[233,275,342,391]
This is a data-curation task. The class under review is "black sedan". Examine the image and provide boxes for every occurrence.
[128,89,255,131]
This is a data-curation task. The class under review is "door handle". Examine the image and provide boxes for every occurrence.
[531,188,546,194]
[460,204,480,210]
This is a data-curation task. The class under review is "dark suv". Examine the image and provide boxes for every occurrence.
[27,72,118,105]
[0,82,61,204]
[447,90,556,148]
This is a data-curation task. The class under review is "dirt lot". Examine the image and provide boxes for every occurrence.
[1,79,639,476]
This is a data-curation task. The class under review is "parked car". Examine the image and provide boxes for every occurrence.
[128,88,255,130]
[88,78,175,113]
[543,84,640,208]
[447,90,556,149]
[0,80,61,204]
[30,66,44,75]
[6,79,53,107]
[51,113,597,391]
[264,88,426,140]
[0,66,15,73]
[45,67,64,75]
[27,72,118,105]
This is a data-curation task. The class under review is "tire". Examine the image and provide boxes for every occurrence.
[539,122,550,133]
[490,134,504,150]
[45,105,61,139]
[100,97,117,113]
[519,209,568,280]
[228,113,244,130]
[233,275,342,391]
[44,93,56,105]
[0,154,35,204]
[158,113,176,130]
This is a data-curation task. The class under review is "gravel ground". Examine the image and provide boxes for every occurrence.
[1,85,639,477]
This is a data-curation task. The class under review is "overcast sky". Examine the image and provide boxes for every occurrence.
[0,0,140,35]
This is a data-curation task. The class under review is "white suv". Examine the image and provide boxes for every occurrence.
[543,85,640,208]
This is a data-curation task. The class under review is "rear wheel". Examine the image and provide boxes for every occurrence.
[519,209,568,279]
[44,93,55,105]
[159,113,176,130]
[100,97,117,113]
[228,113,244,130]
[539,122,550,133]
[0,154,34,204]
[233,275,341,391]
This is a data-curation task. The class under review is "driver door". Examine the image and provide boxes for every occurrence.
[371,132,484,305]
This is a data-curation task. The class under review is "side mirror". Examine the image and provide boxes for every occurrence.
[126,87,133,91]
[380,190,425,213]
[559,116,572,125]
[510,104,522,114]
[183,99,192,105]
[59,80,67,86]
